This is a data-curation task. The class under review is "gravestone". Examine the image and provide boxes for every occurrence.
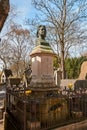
[30,25,58,90]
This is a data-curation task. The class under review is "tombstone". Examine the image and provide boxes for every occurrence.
[30,25,57,90]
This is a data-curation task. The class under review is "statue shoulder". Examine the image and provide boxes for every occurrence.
[36,38,50,46]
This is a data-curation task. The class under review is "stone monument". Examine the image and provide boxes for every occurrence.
[27,26,68,129]
[30,25,58,91]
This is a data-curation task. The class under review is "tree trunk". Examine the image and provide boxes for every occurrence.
[60,41,65,79]
[0,0,10,31]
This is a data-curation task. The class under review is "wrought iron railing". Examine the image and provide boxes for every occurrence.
[5,84,87,130]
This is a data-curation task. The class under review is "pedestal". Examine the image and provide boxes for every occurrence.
[30,45,57,89]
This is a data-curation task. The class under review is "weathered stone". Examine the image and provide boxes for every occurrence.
[30,25,57,89]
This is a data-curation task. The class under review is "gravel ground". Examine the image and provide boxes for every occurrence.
[0,120,4,130]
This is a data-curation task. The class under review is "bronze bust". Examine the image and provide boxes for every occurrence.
[36,25,50,46]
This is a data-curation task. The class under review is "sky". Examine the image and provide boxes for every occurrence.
[1,0,87,55]
[0,0,36,70]
[0,0,36,37]
[10,0,32,16]
[10,0,36,25]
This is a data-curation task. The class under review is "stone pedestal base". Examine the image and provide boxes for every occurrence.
[30,81,55,88]
[28,84,59,99]
[30,81,59,93]
[30,45,57,88]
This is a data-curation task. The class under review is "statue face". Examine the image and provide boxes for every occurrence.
[37,25,46,39]
[38,26,45,36]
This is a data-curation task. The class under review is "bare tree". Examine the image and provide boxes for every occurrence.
[7,24,34,77]
[28,0,87,79]
[0,4,34,76]
[0,39,12,68]
[0,4,21,39]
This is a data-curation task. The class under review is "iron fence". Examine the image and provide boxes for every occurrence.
[4,85,87,130]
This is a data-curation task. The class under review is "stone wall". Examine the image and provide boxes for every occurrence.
[60,79,76,90]
[60,79,87,90]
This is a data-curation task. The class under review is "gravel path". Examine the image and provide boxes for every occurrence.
[0,120,4,130]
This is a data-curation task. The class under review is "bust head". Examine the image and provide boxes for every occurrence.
[37,25,46,40]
